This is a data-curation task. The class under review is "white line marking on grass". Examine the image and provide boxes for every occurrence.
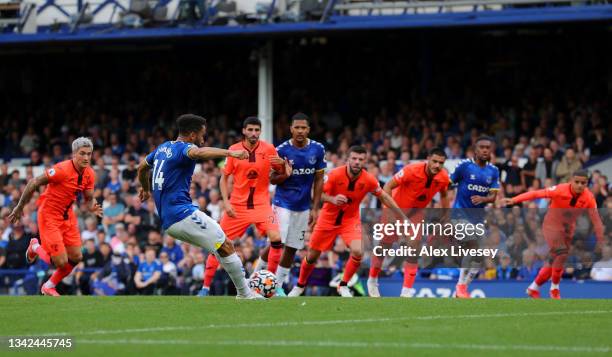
[37,310,612,337]
[77,339,611,353]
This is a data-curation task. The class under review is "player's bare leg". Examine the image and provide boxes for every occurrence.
[288,248,321,297]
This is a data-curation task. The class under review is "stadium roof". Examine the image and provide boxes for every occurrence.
[1,4,612,45]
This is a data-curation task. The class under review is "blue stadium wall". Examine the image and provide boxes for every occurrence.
[373,279,612,299]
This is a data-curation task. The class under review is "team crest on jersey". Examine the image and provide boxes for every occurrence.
[309,156,317,165]
[48,169,56,176]
[486,177,492,184]
[247,169,259,179]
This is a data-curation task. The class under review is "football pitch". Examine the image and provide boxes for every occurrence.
[1,297,611,356]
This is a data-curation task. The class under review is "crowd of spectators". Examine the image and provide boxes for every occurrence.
[0,94,610,295]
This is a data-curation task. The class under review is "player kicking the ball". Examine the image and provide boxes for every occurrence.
[200,117,286,296]
[501,170,604,299]
[258,113,325,297]
[288,146,407,297]
[137,114,263,299]
[9,137,103,296]
[367,147,450,297]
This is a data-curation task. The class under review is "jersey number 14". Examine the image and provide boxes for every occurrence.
[153,159,165,190]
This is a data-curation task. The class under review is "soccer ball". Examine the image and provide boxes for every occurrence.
[249,270,277,298]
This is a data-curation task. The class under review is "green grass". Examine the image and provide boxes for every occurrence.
[1,297,611,356]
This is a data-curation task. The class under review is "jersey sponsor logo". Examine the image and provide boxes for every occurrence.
[247,169,259,179]
[292,168,316,175]
[467,184,489,193]
[158,146,174,158]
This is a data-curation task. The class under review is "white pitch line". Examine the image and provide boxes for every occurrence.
[35,310,612,337]
[77,338,611,353]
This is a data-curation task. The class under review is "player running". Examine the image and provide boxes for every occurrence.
[200,116,286,296]
[501,170,604,299]
[137,114,263,299]
[256,113,325,297]
[288,146,407,297]
[367,147,450,297]
[9,137,103,296]
[450,136,500,298]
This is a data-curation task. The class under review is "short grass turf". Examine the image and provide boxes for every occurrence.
[1,297,611,357]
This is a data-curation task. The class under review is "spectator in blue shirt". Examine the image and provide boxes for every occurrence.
[134,246,162,295]
[517,249,543,281]
[103,193,125,237]
[496,254,518,280]
[105,168,121,193]
[161,235,184,266]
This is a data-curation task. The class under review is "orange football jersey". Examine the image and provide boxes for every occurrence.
[224,140,278,209]
[38,160,95,218]
[317,165,382,229]
[392,162,449,208]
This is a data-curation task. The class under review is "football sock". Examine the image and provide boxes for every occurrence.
[204,254,219,288]
[34,244,51,265]
[534,266,552,286]
[218,253,250,296]
[369,254,383,278]
[466,267,480,285]
[458,268,469,285]
[402,263,418,288]
[275,265,290,286]
[267,241,283,274]
[297,258,315,287]
[255,258,268,272]
[47,260,77,287]
[551,267,563,286]
[342,255,362,284]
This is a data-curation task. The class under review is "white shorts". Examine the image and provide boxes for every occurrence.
[273,205,309,249]
[166,210,226,253]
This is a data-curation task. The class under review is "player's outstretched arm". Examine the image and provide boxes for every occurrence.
[187,147,248,161]
[137,160,152,202]
[382,178,398,196]
[8,174,48,224]
[378,190,409,224]
[501,188,550,206]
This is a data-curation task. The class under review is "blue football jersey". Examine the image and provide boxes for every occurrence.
[145,141,198,229]
[273,139,326,211]
[450,159,500,209]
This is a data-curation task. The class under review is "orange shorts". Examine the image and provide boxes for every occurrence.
[220,205,279,240]
[309,220,362,252]
[38,209,82,257]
